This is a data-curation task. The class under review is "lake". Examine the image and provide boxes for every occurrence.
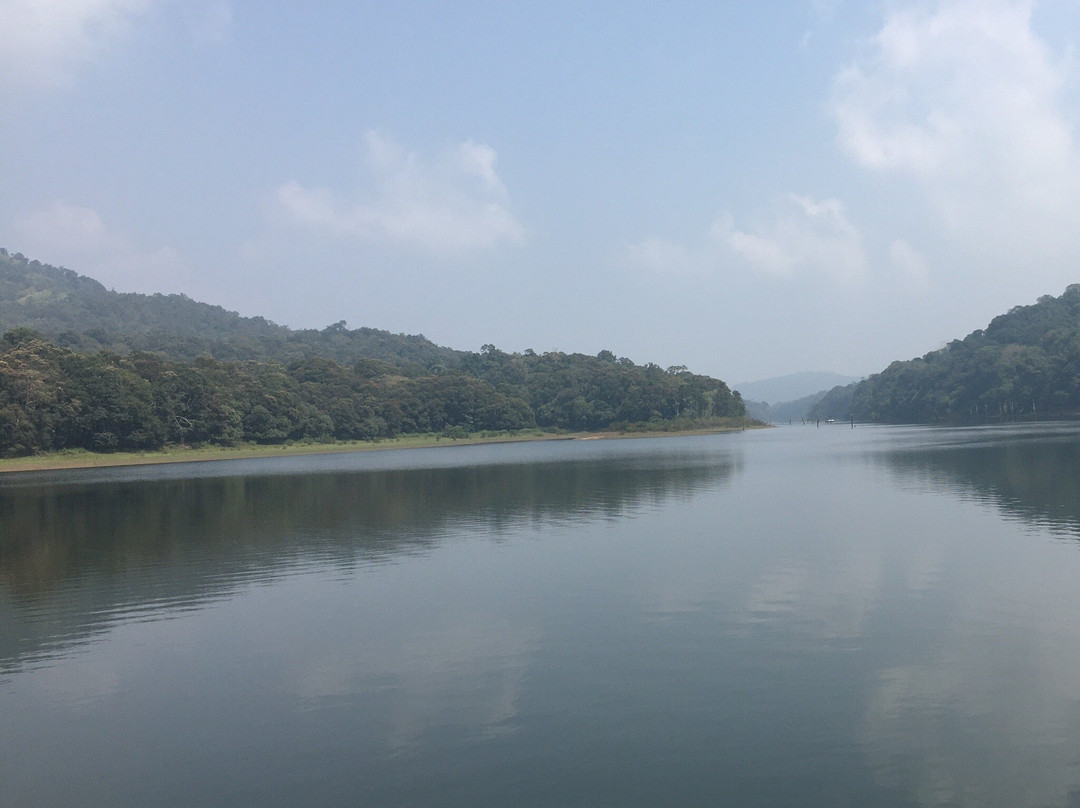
[3,423,1080,807]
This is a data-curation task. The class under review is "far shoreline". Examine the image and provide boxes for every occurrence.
[0,423,766,475]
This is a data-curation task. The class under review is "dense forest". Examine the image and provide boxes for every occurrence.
[811,284,1080,423]
[0,250,748,457]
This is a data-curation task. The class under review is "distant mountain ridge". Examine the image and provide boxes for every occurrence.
[744,390,834,423]
[810,284,1080,423]
[734,372,860,404]
[737,371,860,423]
[0,248,461,371]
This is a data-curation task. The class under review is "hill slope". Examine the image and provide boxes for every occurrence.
[0,249,461,370]
[810,285,1080,423]
[0,249,751,456]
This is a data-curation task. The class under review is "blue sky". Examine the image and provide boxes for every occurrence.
[4,0,1080,384]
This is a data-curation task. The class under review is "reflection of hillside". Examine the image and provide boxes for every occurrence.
[877,429,1080,538]
[0,449,740,670]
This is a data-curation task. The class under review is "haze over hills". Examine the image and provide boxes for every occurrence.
[734,372,861,405]
[744,391,839,424]
[810,285,1080,424]
[0,248,462,371]
[736,372,862,423]
[18,244,1080,434]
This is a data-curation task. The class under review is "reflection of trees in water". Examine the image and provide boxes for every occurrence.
[0,452,739,669]
[880,434,1080,539]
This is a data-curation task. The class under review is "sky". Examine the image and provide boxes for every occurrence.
[4,0,1080,384]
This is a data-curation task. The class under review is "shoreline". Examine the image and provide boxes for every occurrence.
[0,424,763,475]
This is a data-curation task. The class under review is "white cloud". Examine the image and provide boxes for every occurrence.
[13,201,190,293]
[275,131,526,256]
[455,140,507,196]
[729,195,868,282]
[722,225,797,278]
[0,1,232,88]
[725,232,794,278]
[831,0,1080,265]
[627,194,867,283]
[834,0,1068,174]
[0,0,154,89]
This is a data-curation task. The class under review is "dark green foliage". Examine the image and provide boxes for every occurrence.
[452,348,743,430]
[810,284,1080,423]
[0,332,746,457]
[53,352,163,451]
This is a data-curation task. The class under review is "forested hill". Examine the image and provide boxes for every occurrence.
[0,249,749,456]
[0,249,461,370]
[810,284,1080,423]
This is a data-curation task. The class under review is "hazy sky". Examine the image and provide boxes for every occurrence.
[4,0,1080,383]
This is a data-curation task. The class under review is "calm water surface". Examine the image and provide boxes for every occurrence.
[4,424,1080,807]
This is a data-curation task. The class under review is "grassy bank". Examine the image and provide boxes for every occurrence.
[0,420,764,475]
